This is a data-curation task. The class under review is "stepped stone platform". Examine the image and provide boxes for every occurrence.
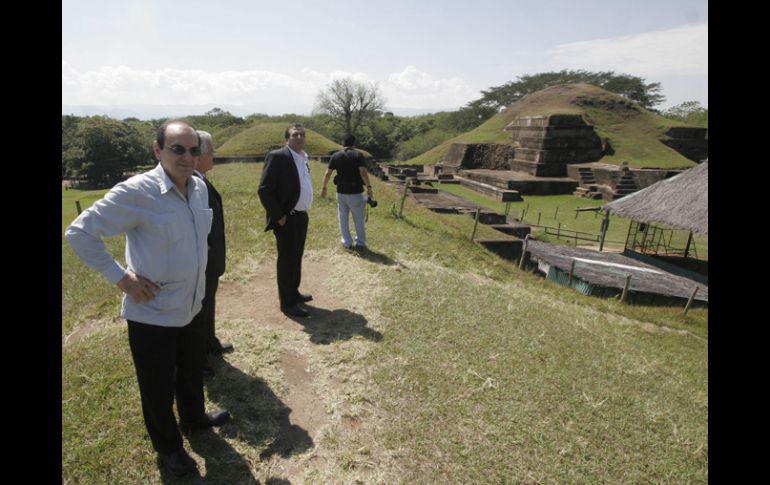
[386,183,535,263]
[408,189,494,213]
[457,169,578,195]
[404,188,532,237]
[504,114,604,177]
[451,174,523,201]
[662,127,708,162]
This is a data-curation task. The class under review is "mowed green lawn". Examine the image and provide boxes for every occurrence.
[436,182,709,260]
[62,163,707,484]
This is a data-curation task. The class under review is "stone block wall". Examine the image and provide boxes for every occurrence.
[437,143,518,173]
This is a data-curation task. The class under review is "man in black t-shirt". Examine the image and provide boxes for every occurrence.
[321,135,374,249]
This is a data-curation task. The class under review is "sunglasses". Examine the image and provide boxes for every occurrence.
[166,144,201,156]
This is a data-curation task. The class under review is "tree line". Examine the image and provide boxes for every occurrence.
[62,70,706,187]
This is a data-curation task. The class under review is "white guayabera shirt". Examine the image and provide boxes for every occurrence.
[65,163,213,327]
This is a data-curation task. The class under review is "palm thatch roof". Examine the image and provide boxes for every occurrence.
[602,161,708,234]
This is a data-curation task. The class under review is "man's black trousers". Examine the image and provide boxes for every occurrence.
[127,318,206,454]
[272,211,308,308]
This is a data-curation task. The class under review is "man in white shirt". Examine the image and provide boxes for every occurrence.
[258,123,314,317]
[65,119,230,476]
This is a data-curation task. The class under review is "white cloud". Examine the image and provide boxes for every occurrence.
[62,62,319,106]
[383,66,478,110]
[548,23,708,77]
[62,62,479,112]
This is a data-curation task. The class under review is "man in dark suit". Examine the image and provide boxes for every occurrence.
[258,123,314,317]
[194,131,233,377]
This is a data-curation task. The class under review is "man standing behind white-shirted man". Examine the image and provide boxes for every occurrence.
[65,119,231,477]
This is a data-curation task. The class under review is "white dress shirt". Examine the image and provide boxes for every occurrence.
[288,146,313,212]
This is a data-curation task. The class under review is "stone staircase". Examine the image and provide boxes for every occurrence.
[572,167,603,199]
[612,168,638,199]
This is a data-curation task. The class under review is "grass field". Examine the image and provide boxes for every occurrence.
[62,163,707,483]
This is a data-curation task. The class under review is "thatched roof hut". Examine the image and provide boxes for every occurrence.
[602,161,708,234]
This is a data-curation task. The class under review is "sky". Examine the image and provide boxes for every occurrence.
[62,0,708,118]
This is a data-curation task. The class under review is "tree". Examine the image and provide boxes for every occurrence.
[71,117,150,187]
[468,70,666,111]
[62,115,82,178]
[188,108,245,132]
[661,101,708,127]
[313,78,386,139]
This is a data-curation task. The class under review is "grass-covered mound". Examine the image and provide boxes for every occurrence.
[408,84,702,170]
[215,122,344,157]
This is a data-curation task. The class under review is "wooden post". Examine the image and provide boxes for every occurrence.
[574,209,579,219]
[471,208,481,241]
[557,222,561,240]
[518,234,530,270]
[620,274,632,303]
[683,286,699,316]
[684,231,694,258]
[599,210,610,252]
[398,178,410,218]
[567,259,576,286]
[75,200,82,215]
[554,206,559,219]
[640,223,651,254]
[536,212,541,226]
[624,220,636,253]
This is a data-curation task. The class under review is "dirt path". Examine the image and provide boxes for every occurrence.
[212,251,394,482]
[215,258,341,444]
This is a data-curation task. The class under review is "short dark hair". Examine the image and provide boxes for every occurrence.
[343,135,356,147]
[284,123,305,140]
[156,119,199,149]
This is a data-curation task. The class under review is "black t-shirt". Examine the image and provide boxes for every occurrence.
[329,148,366,194]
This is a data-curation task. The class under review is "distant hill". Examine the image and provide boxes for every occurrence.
[216,122,344,157]
[407,84,703,170]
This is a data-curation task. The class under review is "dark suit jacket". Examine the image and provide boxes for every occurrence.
[196,173,226,278]
[258,146,301,231]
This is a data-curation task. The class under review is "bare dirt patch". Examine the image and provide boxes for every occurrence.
[214,251,395,482]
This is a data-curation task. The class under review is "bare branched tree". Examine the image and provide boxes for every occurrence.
[314,78,386,138]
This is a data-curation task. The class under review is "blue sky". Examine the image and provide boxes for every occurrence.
[62,0,708,117]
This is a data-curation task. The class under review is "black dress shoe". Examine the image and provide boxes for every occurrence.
[281,304,310,317]
[209,341,234,355]
[159,448,198,476]
[296,292,313,303]
[180,410,231,435]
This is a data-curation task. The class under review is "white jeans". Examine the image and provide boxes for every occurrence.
[336,192,367,247]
